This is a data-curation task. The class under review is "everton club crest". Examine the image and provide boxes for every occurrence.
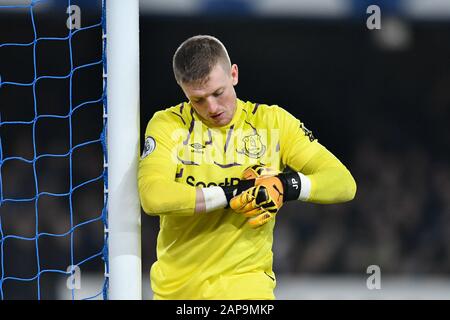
[238,133,266,159]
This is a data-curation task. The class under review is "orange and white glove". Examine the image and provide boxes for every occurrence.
[202,165,278,213]
[230,166,301,228]
[219,165,278,205]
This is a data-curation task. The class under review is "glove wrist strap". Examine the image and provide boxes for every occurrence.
[277,172,301,202]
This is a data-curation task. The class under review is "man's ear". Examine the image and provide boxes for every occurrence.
[177,82,190,101]
[231,64,239,86]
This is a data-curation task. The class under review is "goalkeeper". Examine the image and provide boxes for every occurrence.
[138,35,356,300]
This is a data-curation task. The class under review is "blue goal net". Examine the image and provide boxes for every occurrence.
[0,0,108,299]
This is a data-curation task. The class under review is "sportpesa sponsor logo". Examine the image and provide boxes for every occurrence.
[186,176,240,188]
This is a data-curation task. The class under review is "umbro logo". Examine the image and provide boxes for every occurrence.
[190,143,206,153]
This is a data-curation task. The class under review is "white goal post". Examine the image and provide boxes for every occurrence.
[106,0,142,300]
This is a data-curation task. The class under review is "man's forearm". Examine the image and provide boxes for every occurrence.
[140,175,253,216]
[305,166,356,204]
[139,177,197,216]
[197,177,255,214]
[286,143,357,204]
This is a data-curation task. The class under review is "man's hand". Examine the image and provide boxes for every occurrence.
[220,165,278,206]
[201,165,280,214]
[230,165,302,228]
[230,175,284,228]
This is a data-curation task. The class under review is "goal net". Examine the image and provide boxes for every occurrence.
[0,0,141,300]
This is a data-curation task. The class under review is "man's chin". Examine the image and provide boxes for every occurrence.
[196,112,231,127]
[210,117,232,127]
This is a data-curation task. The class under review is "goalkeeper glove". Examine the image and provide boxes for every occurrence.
[202,165,279,213]
[220,165,278,206]
[230,169,301,228]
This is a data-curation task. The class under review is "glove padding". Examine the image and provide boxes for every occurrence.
[221,164,277,206]
[230,166,284,228]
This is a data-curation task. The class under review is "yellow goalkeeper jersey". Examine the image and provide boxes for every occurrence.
[138,98,356,300]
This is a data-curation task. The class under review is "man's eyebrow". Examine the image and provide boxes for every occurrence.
[191,87,224,99]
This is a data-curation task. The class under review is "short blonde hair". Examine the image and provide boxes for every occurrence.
[173,35,231,84]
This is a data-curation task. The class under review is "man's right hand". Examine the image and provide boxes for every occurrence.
[200,164,279,214]
[220,164,279,206]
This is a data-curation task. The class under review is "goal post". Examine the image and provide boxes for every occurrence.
[106,0,142,300]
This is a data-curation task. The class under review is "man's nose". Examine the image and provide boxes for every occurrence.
[206,98,219,114]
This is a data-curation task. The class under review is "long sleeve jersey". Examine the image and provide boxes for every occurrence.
[138,98,356,299]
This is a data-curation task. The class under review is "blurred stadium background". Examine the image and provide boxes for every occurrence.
[1,0,450,299]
